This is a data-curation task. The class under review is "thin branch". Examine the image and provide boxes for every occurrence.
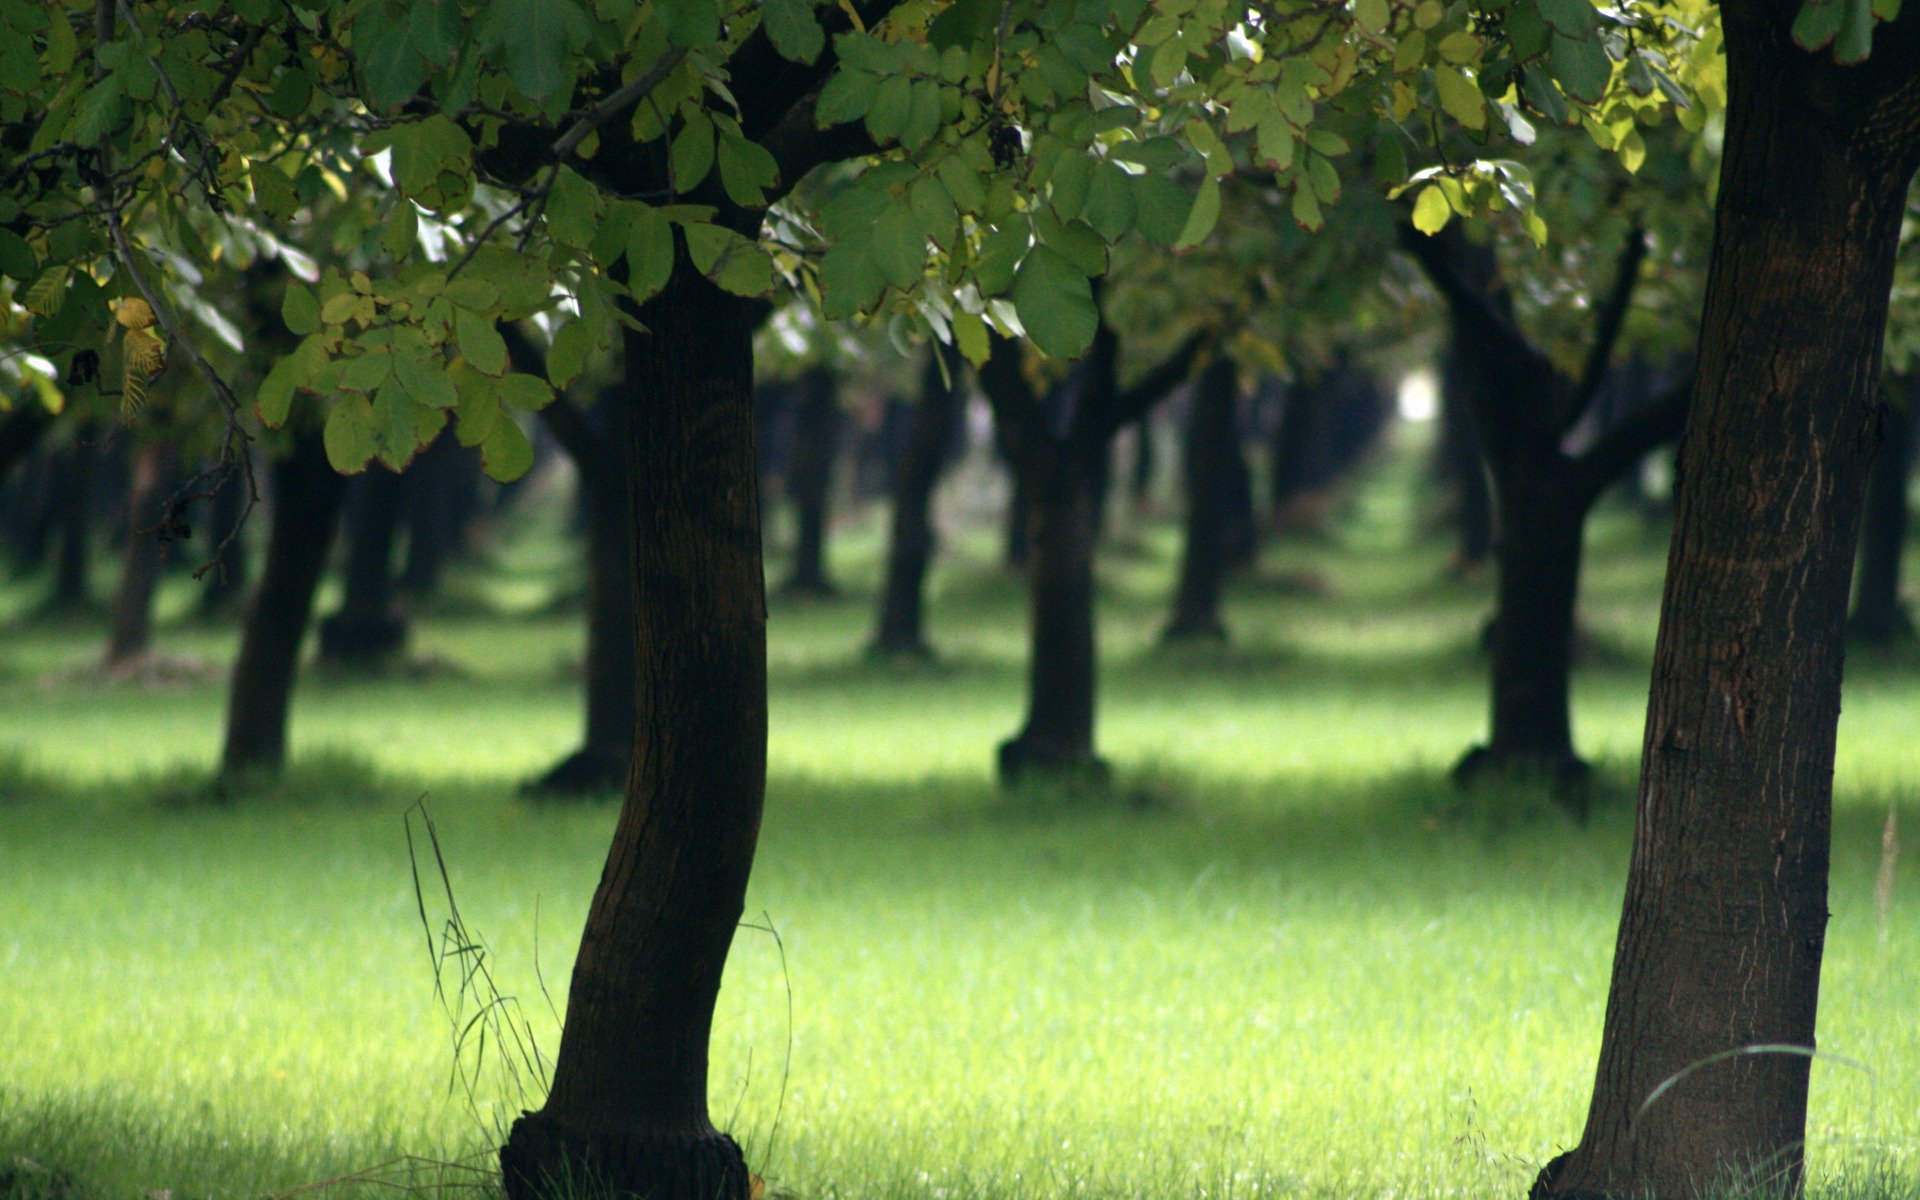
[1100,329,1208,438]
[552,47,688,162]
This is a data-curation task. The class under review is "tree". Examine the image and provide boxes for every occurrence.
[1163,355,1241,642]
[1534,0,1920,1192]
[869,345,965,659]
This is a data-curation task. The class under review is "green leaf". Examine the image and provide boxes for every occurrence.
[1049,151,1093,221]
[341,348,395,394]
[324,395,378,473]
[453,361,500,446]
[717,132,780,208]
[68,76,128,145]
[973,223,1030,297]
[627,204,676,303]
[819,239,886,318]
[1550,31,1612,104]
[871,202,927,291]
[902,78,943,150]
[1535,0,1600,35]
[546,167,602,248]
[1083,163,1137,243]
[363,27,426,111]
[952,309,990,366]
[255,341,318,429]
[1291,182,1324,233]
[382,201,419,259]
[456,309,509,376]
[499,372,554,411]
[1834,0,1877,61]
[1354,0,1390,34]
[394,347,459,410]
[671,110,716,192]
[683,224,773,297]
[282,282,321,336]
[1305,153,1341,204]
[762,0,825,62]
[927,0,998,50]
[1174,175,1220,249]
[1131,174,1191,249]
[1433,65,1487,129]
[481,412,535,481]
[937,155,987,211]
[866,73,913,144]
[410,0,463,66]
[816,68,878,127]
[663,0,720,47]
[548,319,595,390]
[909,176,960,249]
[1411,184,1452,234]
[488,0,591,100]
[1012,245,1099,360]
[0,230,33,283]
[1522,64,1572,124]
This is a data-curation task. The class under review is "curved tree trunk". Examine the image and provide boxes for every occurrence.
[104,439,180,668]
[222,430,349,774]
[318,467,408,667]
[869,350,962,659]
[1850,377,1913,643]
[499,264,763,1200]
[1534,13,1920,1195]
[1164,357,1240,642]
[780,367,840,597]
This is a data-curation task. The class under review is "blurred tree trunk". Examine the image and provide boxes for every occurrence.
[104,439,180,668]
[1534,11,1920,1195]
[400,429,483,598]
[780,366,840,597]
[1850,377,1913,643]
[318,467,408,667]
[870,349,963,659]
[1164,357,1240,642]
[48,438,99,612]
[1436,348,1493,572]
[222,430,349,774]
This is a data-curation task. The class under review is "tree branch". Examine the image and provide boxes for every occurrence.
[1569,370,1692,510]
[553,48,688,164]
[1566,224,1648,434]
[1397,221,1554,386]
[1099,330,1208,439]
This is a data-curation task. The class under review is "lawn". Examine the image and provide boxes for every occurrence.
[2,433,1916,1200]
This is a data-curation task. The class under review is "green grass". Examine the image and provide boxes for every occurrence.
[2,434,1916,1200]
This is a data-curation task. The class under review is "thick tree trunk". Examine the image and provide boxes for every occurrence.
[527,388,637,797]
[870,352,962,659]
[222,430,349,774]
[500,265,763,1200]
[400,429,482,598]
[998,443,1105,783]
[1003,467,1030,571]
[1850,378,1913,643]
[318,467,408,667]
[780,367,840,597]
[1164,358,1240,642]
[1535,15,1920,1196]
[104,439,180,667]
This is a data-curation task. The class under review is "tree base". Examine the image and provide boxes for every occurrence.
[521,747,629,798]
[997,736,1111,789]
[1452,745,1593,818]
[500,1113,750,1200]
[1526,1151,1613,1200]
[317,610,408,667]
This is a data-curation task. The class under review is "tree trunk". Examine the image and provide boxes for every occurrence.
[527,387,637,798]
[1535,15,1920,1195]
[0,404,51,482]
[1438,348,1493,571]
[499,265,763,1200]
[222,430,350,774]
[869,351,962,659]
[318,467,408,667]
[400,428,482,598]
[780,367,840,597]
[1850,377,1913,643]
[1164,357,1239,642]
[104,439,180,667]
[48,437,98,612]
[998,441,1105,784]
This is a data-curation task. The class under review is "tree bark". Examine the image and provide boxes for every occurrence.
[1164,357,1239,642]
[1534,11,1920,1195]
[499,262,763,1200]
[104,439,180,667]
[1850,377,1913,643]
[869,350,962,659]
[318,467,408,667]
[1437,346,1494,571]
[779,366,840,597]
[222,430,349,774]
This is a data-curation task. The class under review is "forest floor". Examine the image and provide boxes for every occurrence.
[2,433,1917,1200]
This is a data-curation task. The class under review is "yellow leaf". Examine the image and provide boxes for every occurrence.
[114,296,157,330]
[1412,184,1452,234]
[749,1177,765,1200]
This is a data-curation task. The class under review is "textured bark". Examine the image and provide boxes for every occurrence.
[1164,357,1240,642]
[104,439,180,667]
[870,350,962,658]
[780,367,840,597]
[222,430,349,774]
[318,467,408,667]
[1535,10,1920,1195]
[528,386,636,797]
[500,265,763,1200]
[1850,378,1913,643]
